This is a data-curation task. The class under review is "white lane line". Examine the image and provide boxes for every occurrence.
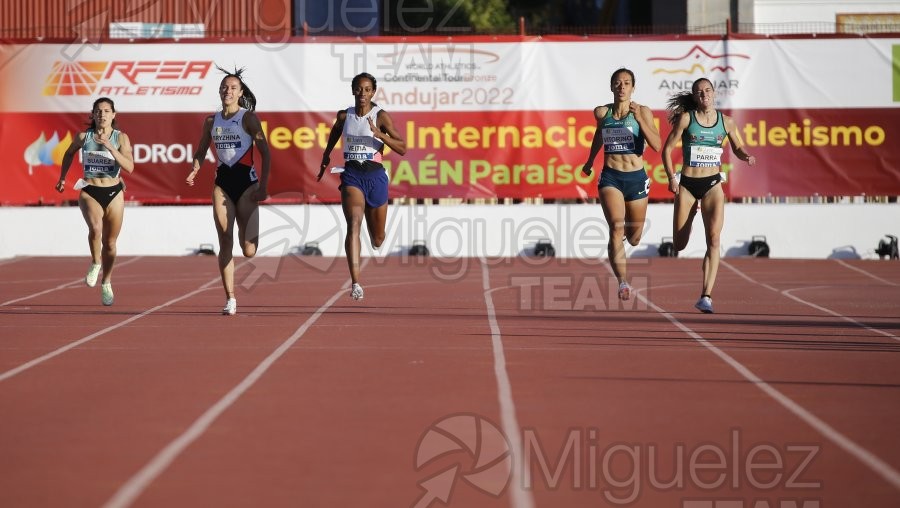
[103,262,366,507]
[479,257,536,508]
[0,275,219,383]
[835,259,900,286]
[629,262,900,490]
[1,257,144,307]
[723,261,900,344]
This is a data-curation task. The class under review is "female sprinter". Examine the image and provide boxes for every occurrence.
[187,67,271,315]
[662,77,756,313]
[317,72,407,301]
[582,68,661,300]
[55,97,135,306]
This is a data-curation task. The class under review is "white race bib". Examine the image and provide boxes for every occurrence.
[688,146,723,167]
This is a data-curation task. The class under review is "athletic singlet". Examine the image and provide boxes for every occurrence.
[342,105,384,164]
[81,129,121,179]
[211,108,254,167]
[600,106,645,156]
[682,111,727,167]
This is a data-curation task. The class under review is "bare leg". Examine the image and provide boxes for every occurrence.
[99,193,125,285]
[699,185,725,297]
[342,186,366,284]
[599,186,628,284]
[79,193,104,265]
[212,186,237,300]
[364,202,388,250]
[235,183,260,258]
[672,190,699,252]
[623,197,648,247]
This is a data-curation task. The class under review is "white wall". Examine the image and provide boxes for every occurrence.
[753,0,900,25]
[1,203,897,260]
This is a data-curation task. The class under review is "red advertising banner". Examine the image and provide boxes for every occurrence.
[4,108,899,205]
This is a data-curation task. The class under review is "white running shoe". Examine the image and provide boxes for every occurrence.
[85,263,101,287]
[223,298,237,316]
[350,283,364,301]
[100,283,114,306]
[695,296,714,313]
[617,281,631,301]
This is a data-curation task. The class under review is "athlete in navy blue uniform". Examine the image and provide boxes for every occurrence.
[663,77,756,314]
[55,97,135,306]
[187,67,271,316]
[582,68,661,301]
[318,73,407,301]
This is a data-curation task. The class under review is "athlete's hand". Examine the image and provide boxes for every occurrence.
[367,117,381,140]
[93,131,113,150]
[54,179,65,193]
[629,101,641,115]
[253,185,269,202]
[186,163,200,186]
[317,156,329,182]
[667,174,679,195]
[581,162,593,177]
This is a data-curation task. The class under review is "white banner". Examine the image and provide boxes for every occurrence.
[2,37,898,113]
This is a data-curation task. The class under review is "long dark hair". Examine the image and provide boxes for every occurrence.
[666,77,712,125]
[216,65,257,111]
[89,97,117,130]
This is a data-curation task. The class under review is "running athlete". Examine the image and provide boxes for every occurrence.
[582,68,662,301]
[187,67,271,316]
[662,77,756,314]
[317,72,407,301]
[55,97,135,306]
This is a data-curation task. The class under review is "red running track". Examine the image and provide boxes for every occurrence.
[0,255,898,508]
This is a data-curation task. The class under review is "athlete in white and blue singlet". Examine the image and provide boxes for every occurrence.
[56,97,135,306]
[318,72,407,301]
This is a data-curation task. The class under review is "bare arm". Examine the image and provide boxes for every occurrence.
[370,109,406,156]
[318,110,346,181]
[582,105,607,176]
[662,112,690,194]
[55,132,86,193]
[243,111,271,200]
[724,114,756,166]
[186,115,214,186]
[633,103,661,152]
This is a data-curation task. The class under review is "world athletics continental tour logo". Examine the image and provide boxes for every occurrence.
[42,60,214,96]
[647,44,750,96]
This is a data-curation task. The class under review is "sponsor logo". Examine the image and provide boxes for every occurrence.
[648,45,750,97]
[23,131,72,174]
[43,60,213,96]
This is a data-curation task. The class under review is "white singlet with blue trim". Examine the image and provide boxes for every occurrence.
[342,105,384,164]
[212,108,253,167]
[81,129,121,179]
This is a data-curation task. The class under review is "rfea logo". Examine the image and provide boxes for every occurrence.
[648,45,750,96]
[43,60,213,96]
[23,131,72,174]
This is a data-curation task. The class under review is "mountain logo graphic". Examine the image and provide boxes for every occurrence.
[648,44,750,75]
[23,131,73,174]
[412,413,511,507]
